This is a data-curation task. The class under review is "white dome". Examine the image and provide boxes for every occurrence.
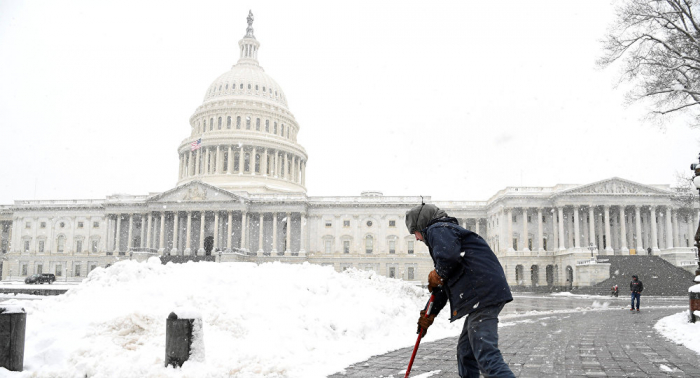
[203,64,289,108]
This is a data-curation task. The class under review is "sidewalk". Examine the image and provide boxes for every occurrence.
[329,306,700,377]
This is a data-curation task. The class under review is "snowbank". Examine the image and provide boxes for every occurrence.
[0,258,463,378]
[654,311,700,354]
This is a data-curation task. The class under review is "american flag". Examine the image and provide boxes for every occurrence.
[190,138,202,151]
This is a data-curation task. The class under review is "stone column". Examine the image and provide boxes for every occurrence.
[588,206,596,248]
[198,211,205,254]
[258,213,264,254]
[159,212,166,253]
[507,208,513,251]
[672,210,680,248]
[227,211,233,252]
[552,209,558,251]
[113,214,121,253]
[241,211,248,252]
[140,213,147,248]
[213,211,219,251]
[619,206,628,253]
[522,208,529,251]
[299,213,307,255]
[272,212,278,253]
[127,214,134,251]
[558,207,565,250]
[650,206,659,252]
[185,211,192,255]
[146,213,152,250]
[283,153,288,179]
[665,207,674,249]
[573,206,580,249]
[172,212,179,254]
[251,147,257,175]
[216,146,222,174]
[634,206,643,252]
[302,161,306,186]
[475,218,480,235]
[603,206,612,253]
[285,212,291,254]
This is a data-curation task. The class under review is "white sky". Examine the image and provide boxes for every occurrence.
[1,0,699,204]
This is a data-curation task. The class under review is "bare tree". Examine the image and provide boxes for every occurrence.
[599,0,700,126]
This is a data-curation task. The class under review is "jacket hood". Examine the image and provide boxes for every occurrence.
[405,204,448,234]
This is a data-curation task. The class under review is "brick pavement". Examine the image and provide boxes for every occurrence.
[329,306,700,378]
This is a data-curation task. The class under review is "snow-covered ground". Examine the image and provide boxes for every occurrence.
[0,258,466,378]
[653,283,700,355]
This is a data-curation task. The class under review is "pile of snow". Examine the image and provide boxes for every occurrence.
[654,311,700,354]
[1,258,464,378]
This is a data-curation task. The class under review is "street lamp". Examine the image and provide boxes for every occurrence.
[691,154,700,277]
[588,243,597,260]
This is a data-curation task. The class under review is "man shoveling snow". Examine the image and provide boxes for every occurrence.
[405,203,514,378]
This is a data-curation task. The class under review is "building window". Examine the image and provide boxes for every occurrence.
[389,267,396,278]
[389,220,396,227]
[512,215,517,223]
[25,221,31,229]
[343,241,350,254]
[76,240,83,253]
[90,264,97,272]
[75,265,81,277]
[365,236,373,254]
[55,264,62,276]
[92,240,99,253]
[527,216,531,223]
[57,236,65,253]
[265,120,270,132]
[240,83,243,89]
[256,118,260,131]
[39,240,45,253]
[254,153,260,173]
[389,240,396,254]
[512,238,518,250]
[37,264,43,274]
[244,153,251,172]
[366,220,373,227]
[227,116,232,129]
[542,216,546,223]
[408,241,414,254]
[218,117,222,129]
[407,267,415,280]
[40,222,46,228]
[209,118,214,131]
[248,84,251,89]
[274,122,278,134]
[255,85,259,90]
[343,220,350,227]
[237,116,241,129]
[281,124,285,135]
[325,240,332,254]
[78,222,84,228]
[24,240,30,252]
[21,264,27,276]
[234,152,240,172]
[528,239,532,250]
[60,222,65,228]
[223,152,229,172]
[93,221,99,228]
[246,116,251,129]
[543,239,547,251]
[325,221,332,227]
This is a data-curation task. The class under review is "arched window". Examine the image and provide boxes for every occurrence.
[218,117,222,130]
[232,83,235,91]
[218,85,222,91]
[265,120,269,132]
[240,83,243,89]
[274,122,278,134]
[246,116,251,129]
[244,153,251,172]
[227,116,231,129]
[209,118,214,131]
[256,118,260,131]
[57,235,65,253]
[365,235,373,254]
[236,116,241,129]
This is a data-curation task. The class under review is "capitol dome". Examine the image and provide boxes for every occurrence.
[176,11,307,194]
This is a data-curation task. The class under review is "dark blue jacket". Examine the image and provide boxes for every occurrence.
[423,217,512,322]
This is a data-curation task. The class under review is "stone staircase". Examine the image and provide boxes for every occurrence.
[573,256,695,296]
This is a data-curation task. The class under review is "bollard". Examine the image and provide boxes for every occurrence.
[165,312,195,367]
[691,277,700,323]
[0,305,26,372]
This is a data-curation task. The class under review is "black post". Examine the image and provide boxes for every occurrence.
[165,312,195,367]
[0,306,26,372]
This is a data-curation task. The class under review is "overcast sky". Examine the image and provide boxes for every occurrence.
[1,0,699,204]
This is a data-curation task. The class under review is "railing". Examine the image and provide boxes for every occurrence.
[576,258,598,266]
[681,260,699,266]
[14,199,104,206]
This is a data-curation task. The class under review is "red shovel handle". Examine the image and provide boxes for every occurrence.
[405,294,435,378]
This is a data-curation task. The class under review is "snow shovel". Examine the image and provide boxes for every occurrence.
[404,293,435,378]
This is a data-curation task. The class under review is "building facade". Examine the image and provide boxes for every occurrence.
[1,14,698,287]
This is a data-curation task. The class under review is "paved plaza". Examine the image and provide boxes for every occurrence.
[330,295,699,378]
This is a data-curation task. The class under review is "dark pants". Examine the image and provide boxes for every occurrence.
[456,302,515,378]
[631,292,641,309]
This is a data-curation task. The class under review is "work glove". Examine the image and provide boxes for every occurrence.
[417,309,436,336]
[427,270,443,293]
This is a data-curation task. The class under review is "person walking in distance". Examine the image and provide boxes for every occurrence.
[406,203,514,378]
[630,275,643,311]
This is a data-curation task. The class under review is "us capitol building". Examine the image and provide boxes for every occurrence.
[1,13,698,287]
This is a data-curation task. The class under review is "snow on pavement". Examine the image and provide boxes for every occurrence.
[0,258,463,378]
[654,311,700,355]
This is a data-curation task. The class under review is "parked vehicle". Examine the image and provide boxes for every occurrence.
[24,273,56,284]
